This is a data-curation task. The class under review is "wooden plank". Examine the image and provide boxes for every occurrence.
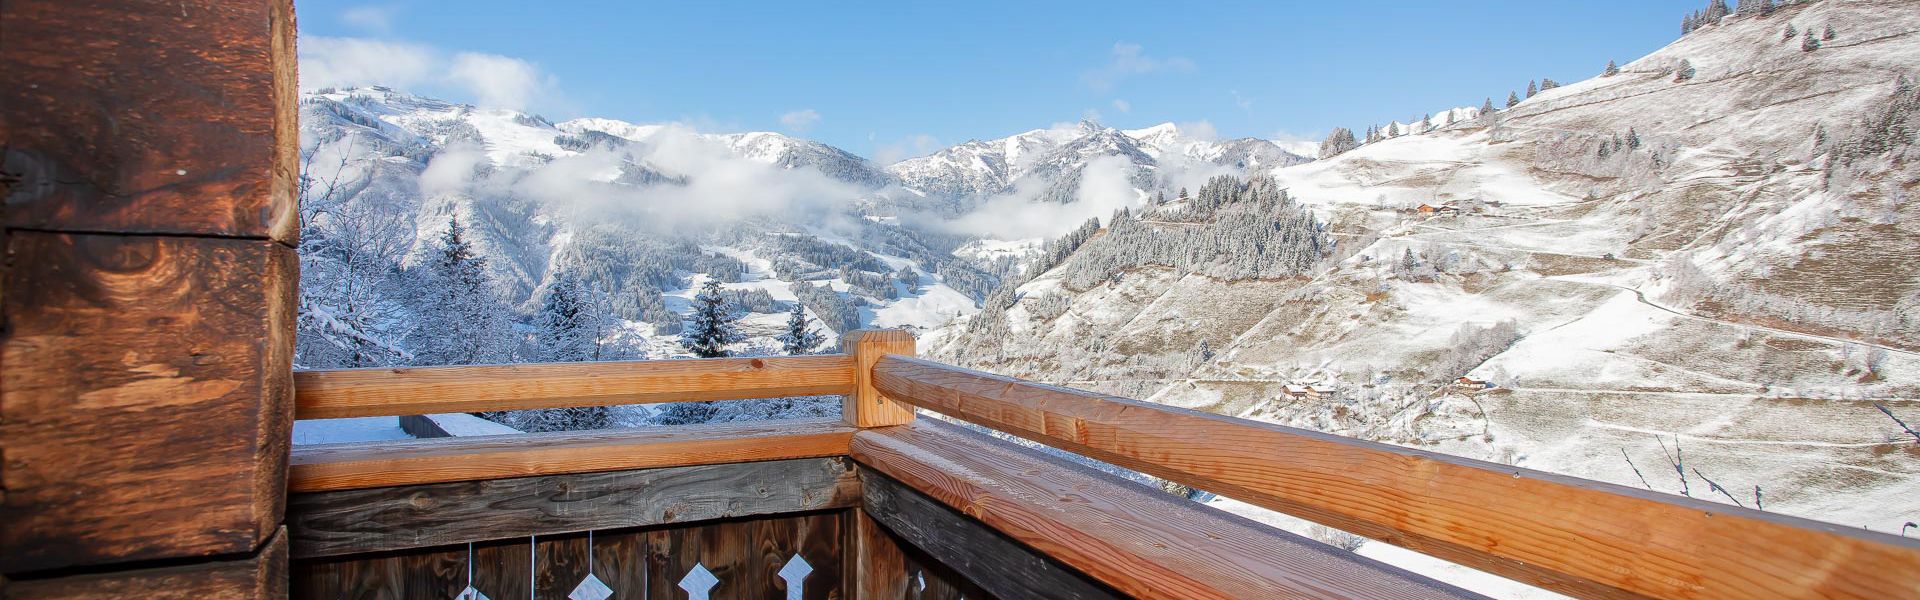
[294,354,856,419]
[0,0,298,242]
[840,330,916,427]
[850,509,989,600]
[644,512,846,600]
[852,420,1477,600]
[871,356,1920,600]
[289,418,856,492]
[0,233,295,572]
[4,528,288,600]
[861,473,1120,600]
[288,457,862,558]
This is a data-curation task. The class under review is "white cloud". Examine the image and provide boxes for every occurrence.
[448,52,551,110]
[779,109,821,132]
[1081,43,1194,91]
[872,133,942,165]
[341,5,399,34]
[299,36,559,112]
[1231,90,1254,112]
[947,155,1145,239]
[1176,120,1219,142]
[1270,129,1323,157]
[1111,99,1132,113]
[299,36,438,91]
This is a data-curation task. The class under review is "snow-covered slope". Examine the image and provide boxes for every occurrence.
[887,120,1311,200]
[927,0,1920,548]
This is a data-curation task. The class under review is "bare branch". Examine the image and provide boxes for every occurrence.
[1620,448,1655,491]
[1655,434,1691,497]
[1876,403,1920,444]
[1692,468,1745,508]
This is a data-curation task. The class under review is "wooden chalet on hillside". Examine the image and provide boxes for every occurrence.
[3,1,1920,598]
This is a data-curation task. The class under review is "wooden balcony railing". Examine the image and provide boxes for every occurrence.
[287,329,1920,599]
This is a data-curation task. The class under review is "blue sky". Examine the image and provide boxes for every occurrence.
[298,1,1697,160]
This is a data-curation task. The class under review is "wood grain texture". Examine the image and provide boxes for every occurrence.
[872,356,1920,600]
[0,233,295,572]
[288,457,862,558]
[840,330,915,427]
[289,418,856,492]
[3,528,288,600]
[295,515,847,599]
[852,420,1478,600]
[861,473,1119,600]
[0,0,299,242]
[850,509,990,600]
[294,354,856,419]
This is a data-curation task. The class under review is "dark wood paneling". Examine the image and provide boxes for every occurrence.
[289,457,861,558]
[861,475,1117,600]
[294,514,848,599]
[850,508,991,600]
[0,232,295,572]
[3,528,288,599]
[0,0,298,242]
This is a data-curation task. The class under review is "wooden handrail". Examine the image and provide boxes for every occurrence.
[852,420,1481,599]
[294,354,855,420]
[870,355,1920,600]
[289,417,856,491]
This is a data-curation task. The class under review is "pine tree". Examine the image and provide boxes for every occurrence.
[1803,29,1821,51]
[1759,0,1776,16]
[1507,91,1521,108]
[681,279,742,358]
[1481,97,1496,114]
[1604,60,1620,77]
[1627,127,1643,149]
[776,302,825,355]
[1318,128,1359,158]
[1785,23,1797,41]
[1527,80,1539,98]
[1706,0,1731,21]
[409,216,511,365]
[1675,59,1696,82]
[538,272,594,362]
[1541,78,1561,90]
[1823,25,1835,41]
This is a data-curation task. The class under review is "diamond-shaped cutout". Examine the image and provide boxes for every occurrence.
[778,554,812,599]
[679,562,719,600]
[569,572,613,600]
[455,586,490,600]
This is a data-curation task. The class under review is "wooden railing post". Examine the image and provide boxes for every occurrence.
[840,330,916,427]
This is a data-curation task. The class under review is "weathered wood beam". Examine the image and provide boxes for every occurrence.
[839,330,915,427]
[0,0,299,243]
[1,233,295,572]
[294,354,855,419]
[851,420,1478,600]
[860,472,1122,600]
[290,418,857,492]
[849,507,994,600]
[871,356,1920,600]
[288,457,861,558]
[1,529,287,600]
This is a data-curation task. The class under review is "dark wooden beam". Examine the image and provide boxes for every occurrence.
[1,529,287,600]
[0,0,299,243]
[852,420,1482,600]
[288,457,861,558]
[0,233,295,573]
[861,472,1121,600]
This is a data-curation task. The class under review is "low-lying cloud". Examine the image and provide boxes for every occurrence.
[947,155,1145,240]
[300,35,560,112]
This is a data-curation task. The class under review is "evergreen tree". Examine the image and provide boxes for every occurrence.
[1785,23,1797,41]
[1318,127,1359,158]
[1706,0,1731,21]
[1675,59,1696,82]
[1542,78,1561,90]
[408,216,512,365]
[1823,25,1835,41]
[776,302,825,355]
[1604,60,1621,77]
[1803,29,1821,51]
[538,272,595,362]
[1760,0,1775,16]
[1627,127,1643,149]
[681,279,742,358]
[1527,80,1539,98]
[1481,97,1496,114]
[1507,91,1521,108]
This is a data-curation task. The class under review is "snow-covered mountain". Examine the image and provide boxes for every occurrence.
[887,119,1311,201]
[927,0,1920,546]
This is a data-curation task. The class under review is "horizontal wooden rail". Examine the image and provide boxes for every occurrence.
[871,355,1920,600]
[289,417,856,492]
[853,420,1478,600]
[294,354,855,420]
